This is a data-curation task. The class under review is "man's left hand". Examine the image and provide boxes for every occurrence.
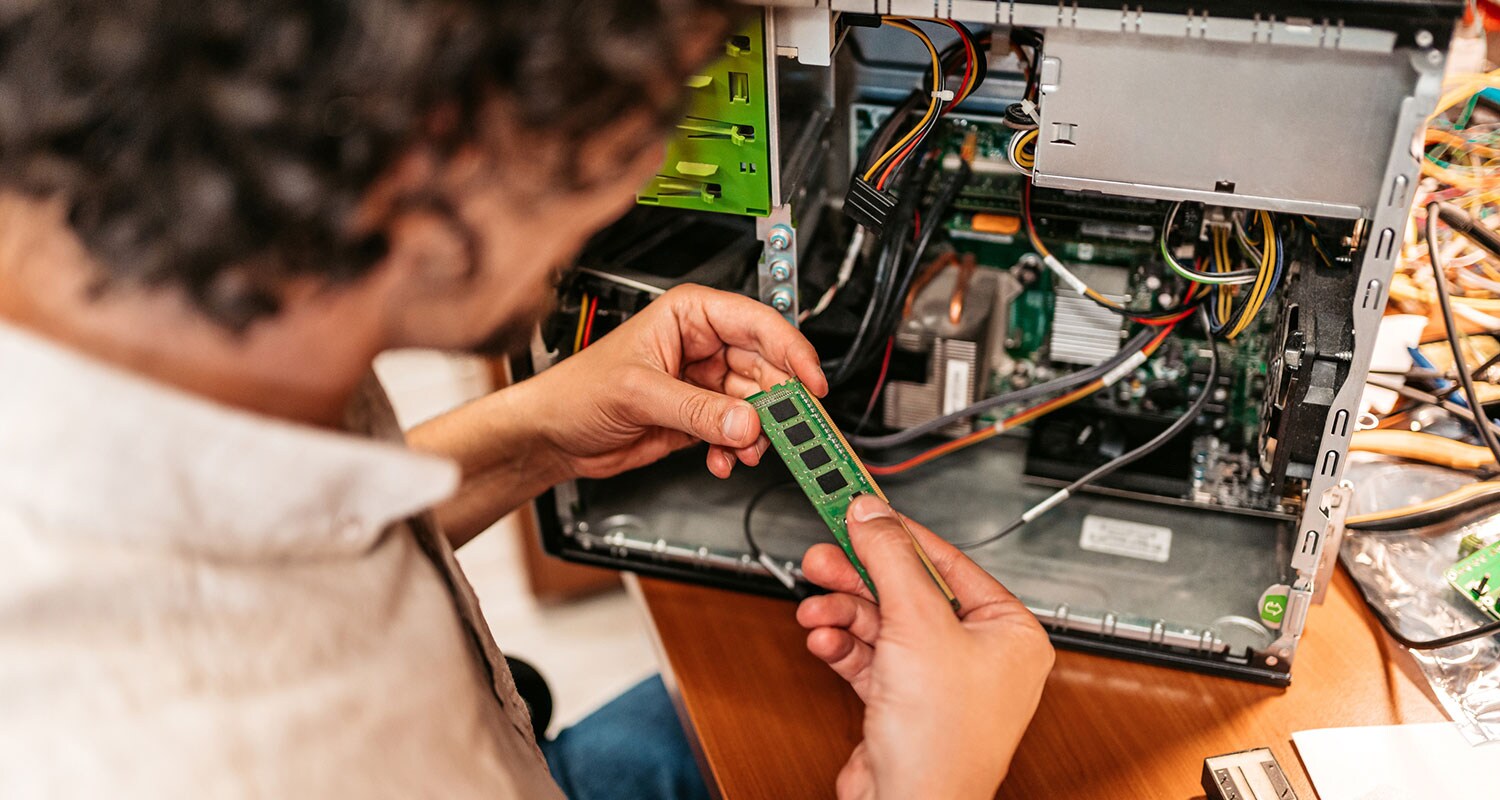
[519,283,827,481]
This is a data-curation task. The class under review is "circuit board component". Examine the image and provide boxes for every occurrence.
[749,379,959,612]
[1447,539,1500,621]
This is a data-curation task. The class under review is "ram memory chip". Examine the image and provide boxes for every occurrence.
[749,378,959,612]
[1447,539,1500,621]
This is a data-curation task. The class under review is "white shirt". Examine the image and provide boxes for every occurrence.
[0,321,563,799]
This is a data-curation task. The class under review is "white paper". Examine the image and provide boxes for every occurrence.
[1078,515,1171,563]
[1292,723,1500,800]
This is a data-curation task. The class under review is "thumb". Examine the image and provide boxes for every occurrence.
[845,495,956,622]
[626,368,760,449]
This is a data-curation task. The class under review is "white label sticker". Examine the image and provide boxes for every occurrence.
[1079,515,1172,563]
[942,359,970,415]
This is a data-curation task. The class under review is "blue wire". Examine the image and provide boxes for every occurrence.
[1408,346,1464,408]
[1266,229,1284,298]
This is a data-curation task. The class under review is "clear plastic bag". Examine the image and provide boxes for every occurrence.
[1343,455,1500,743]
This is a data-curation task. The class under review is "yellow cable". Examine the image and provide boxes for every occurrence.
[1350,429,1497,471]
[1213,227,1232,327]
[572,293,589,354]
[1226,211,1276,339]
[861,19,941,182]
[1347,480,1500,528]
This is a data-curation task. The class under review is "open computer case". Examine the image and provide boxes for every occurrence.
[523,1,1466,685]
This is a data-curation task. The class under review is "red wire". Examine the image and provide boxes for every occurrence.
[941,20,975,113]
[876,24,974,191]
[581,296,599,348]
[877,131,924,191]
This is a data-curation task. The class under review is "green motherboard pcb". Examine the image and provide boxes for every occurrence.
[749,379,959,612]
[1447,539,1500,621]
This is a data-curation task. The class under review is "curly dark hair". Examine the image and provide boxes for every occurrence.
[0,0,732,329]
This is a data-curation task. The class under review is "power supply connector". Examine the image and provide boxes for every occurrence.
[843,177,896,236]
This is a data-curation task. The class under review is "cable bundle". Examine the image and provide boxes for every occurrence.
[843,17,986,235]
[1157,203,1282,339]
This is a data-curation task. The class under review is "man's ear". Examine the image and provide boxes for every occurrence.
[376,202,481,301]
[353,140,484,296]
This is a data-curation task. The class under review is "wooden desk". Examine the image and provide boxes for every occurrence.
[633,568,1445,799]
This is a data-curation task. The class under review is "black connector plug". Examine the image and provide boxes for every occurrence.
[843,177,896,236]
[1435,202,1500,262]
[840,13,882,28]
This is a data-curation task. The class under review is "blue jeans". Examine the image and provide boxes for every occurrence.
[540,675,710,800]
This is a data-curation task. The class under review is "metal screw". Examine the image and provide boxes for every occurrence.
[1427,49,1444,66]
[1414,29,1434,48]
[769,259,791,282]
[770,289,794,312]
[768,225,792,251]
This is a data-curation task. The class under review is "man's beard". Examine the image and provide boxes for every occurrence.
[465,293,557,358]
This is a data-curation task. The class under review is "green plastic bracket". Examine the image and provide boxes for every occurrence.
[636,16,772,217]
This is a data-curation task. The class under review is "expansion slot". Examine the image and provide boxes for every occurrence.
[749,379,960,613]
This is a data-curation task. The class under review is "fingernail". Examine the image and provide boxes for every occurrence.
[722,405,752,441]
[849,494,893,522]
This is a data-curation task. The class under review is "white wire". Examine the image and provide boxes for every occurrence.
[801,226,866,323]
[1454,301,1500,330]
[1455,267,1500,294]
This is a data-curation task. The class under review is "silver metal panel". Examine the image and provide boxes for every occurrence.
[1263,51,1444,664]
[805,1,1401,52]
[770,5,834,65]
[1033,27,1416,218]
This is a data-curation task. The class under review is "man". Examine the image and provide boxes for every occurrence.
[0,1,1053,798]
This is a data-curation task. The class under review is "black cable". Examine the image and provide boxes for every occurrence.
[742,481,784,558]
[848,327,1159,449]
[742,481,809,597]
[1342,552,1500,649]
[858,89,924,176]
[954,307,1216,550]
[1009,27,1042,100]
[1346,482,1500,531]
[826,151,935,385]
[865,163,972,366]
[878,100,947,189]
[830,26,990,387]
[1433,348,1500,402]
[1161,203,1258,281]
[1428,202,1500,466]
[826,176,917,385]
[1381,381,1500,442]
[1370,367,1447,380]
[1434,201,1500,262]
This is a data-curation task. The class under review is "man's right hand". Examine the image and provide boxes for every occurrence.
[796,495,1054,800]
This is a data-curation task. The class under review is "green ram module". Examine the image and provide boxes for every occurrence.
[1447,539,1500,621]
[748,379,959,613]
